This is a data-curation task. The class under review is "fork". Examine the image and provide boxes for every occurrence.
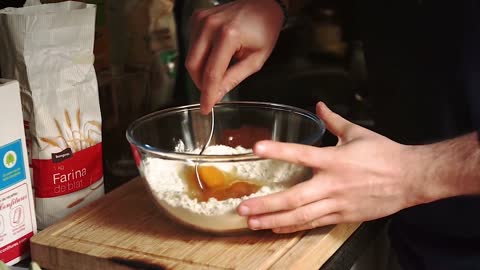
[195,108,215,190]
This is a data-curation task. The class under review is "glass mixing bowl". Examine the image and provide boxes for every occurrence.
[126,101,325,234]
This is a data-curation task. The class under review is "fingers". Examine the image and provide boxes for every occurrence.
[237,178,327,216]
[199,52,266,113]
[253,140,336,168]
[219,52,265,93]
[272,213,342,234]
[186,10,220,91]
[316,102,356,139]
[246,199,337,230]
[199,27,239,114]
[200,51,267,114]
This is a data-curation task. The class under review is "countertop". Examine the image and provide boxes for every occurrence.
[17,178,387,270]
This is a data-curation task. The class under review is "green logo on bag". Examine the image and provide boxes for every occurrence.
[3,151,17,169]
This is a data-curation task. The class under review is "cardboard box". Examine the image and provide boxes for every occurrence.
[0,79,37,265]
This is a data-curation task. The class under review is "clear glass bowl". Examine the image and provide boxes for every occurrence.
[126,101,325,234]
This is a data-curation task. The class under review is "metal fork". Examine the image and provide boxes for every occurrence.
[195,108,215,190]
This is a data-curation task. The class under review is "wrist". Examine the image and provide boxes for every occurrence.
[404,144,449,205]
[406,133,480,205]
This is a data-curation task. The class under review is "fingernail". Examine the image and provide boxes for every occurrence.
[238,205,250,216]
[249,218,260,229]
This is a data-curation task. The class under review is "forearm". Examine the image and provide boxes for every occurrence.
[411,132,480,204]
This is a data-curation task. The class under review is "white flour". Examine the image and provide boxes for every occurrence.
[143,144,310,216]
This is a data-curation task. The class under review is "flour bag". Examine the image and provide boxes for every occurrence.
[0,1,104,229]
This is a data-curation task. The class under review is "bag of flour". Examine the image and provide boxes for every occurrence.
[0,1,104,229]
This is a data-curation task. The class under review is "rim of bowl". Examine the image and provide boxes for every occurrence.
[126,101,325,163]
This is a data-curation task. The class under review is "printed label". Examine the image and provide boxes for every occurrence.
[0,232,33,264]
[32,143,103,198]
[0,183,35,264]
[51,148,73,163]
[0,140,26,190]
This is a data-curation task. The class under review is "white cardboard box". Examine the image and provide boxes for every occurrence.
[0,79,37,265]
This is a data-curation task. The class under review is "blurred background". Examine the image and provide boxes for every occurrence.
[0,0,373,192]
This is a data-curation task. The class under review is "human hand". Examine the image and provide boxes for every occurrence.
[237,102,427,233]
[185,0,284,114]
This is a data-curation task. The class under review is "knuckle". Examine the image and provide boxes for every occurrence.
[259,199,274,213]
[250,59,264,72]
[285,193,303,208]
[295,210,312,224]
[224,79,240,92]
[308,214,343,229]
[337,199,355,214]
[334,212,346,223]
[341,214,353,223]
[220,86,231,96]
[279,146,310,167]
[283,226,298,233]
[325,178,342,196]
[220,25,239,39]
[204,15,220,28]
[267,216,280,228]
[305,221,318,230]
[309,218,326,229]
[339,206,359,222]
[185,59,197,72]
[344,203,356,215]
[192,9,209,21]
[298,151,316,166]
[204,70,221,82]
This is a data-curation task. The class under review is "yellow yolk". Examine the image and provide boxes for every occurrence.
[184,166,261,202]
[198,166,225,189]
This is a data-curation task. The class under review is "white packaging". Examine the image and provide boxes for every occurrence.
[0,80,37,265]
[0,1,104,229]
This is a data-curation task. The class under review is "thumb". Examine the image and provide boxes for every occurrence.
[316,102,355,139]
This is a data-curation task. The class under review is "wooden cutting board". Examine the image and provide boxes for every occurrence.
[30,177,360,270]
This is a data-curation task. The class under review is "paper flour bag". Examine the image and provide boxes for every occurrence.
[0,1,104,229]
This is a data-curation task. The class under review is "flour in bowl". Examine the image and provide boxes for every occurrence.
[142,144,310,216]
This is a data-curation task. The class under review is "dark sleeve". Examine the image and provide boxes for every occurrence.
[286,0,313,17]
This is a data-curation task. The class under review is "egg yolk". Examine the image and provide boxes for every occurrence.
[184,166,261,202]
[198,166,225,189]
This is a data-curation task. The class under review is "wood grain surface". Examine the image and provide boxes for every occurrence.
[31,177,360,270]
